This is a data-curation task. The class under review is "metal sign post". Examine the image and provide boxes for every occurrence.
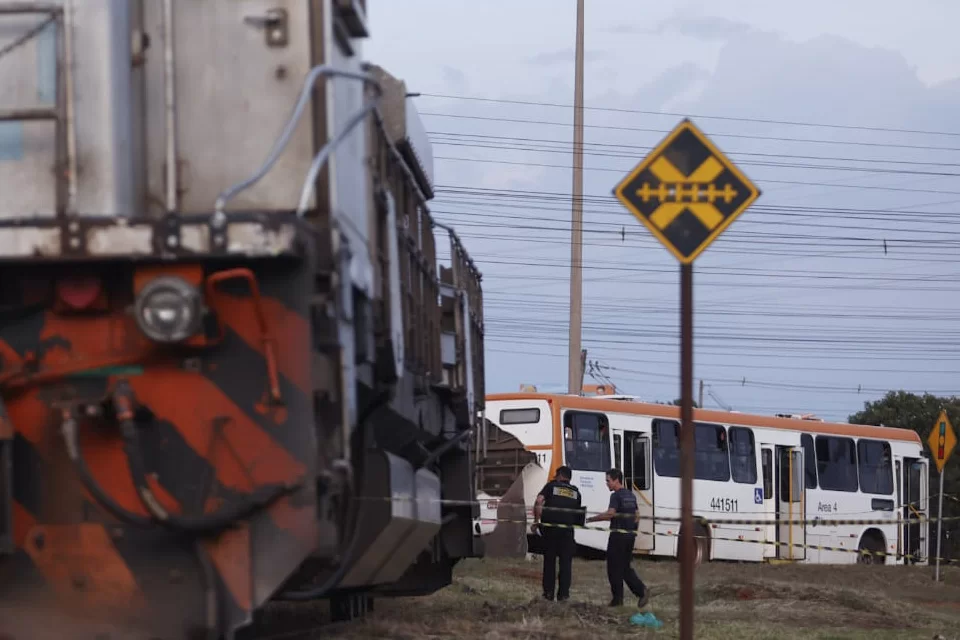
[928,409,956,582]
[613,119,760,640]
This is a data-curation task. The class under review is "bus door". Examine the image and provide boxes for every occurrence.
[564,409,611,550]
[612,429,654,552]
[776,446,805,560]
[903,458,929,563]
[895,456,903,560]
[760,446,776,559]
[625,431,654,552]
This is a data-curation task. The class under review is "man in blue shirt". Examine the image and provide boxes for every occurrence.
[586,468,649,608]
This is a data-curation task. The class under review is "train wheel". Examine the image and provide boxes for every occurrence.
[330,593,373,622]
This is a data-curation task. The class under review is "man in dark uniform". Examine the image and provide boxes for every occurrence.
[586,468,649,608]
[531,465,583,601]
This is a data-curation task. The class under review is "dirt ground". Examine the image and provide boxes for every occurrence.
[291,555,960,639]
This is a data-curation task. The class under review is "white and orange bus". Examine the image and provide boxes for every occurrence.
[474,393,930,566]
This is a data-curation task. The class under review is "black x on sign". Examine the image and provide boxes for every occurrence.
[613,119,761,264]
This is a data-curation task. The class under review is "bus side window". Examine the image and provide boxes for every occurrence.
[728,426,757,484]
[652,419,680,478]
[563,411,610,472]
[815,435,858,492]
[857,439,893,495]
[694,422,730,482]
[761,449,773,499]
[800,433,818,489]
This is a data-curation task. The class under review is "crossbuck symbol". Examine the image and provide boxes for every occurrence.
[636,155,738,231]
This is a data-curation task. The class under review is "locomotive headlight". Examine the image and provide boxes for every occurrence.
[134,276,203,343]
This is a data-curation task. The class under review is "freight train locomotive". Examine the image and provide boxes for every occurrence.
[0,2,484,639]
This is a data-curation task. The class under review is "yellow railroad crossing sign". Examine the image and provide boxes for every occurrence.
[928,410,957,474]
[613,118,761,264]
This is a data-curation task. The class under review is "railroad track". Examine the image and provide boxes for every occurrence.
[237,601,350,640]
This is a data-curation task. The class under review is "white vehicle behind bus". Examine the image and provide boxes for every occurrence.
[474,392,930,566]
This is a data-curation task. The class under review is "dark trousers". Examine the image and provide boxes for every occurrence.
[541,528,575,599]
[606,532,646,604]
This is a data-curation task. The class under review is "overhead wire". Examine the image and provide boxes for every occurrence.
[427,130,960,169]
[416,95,960,416]
[429,138,960,179]
[419,111,960,153]
[432,153,960,196]
[417,92,960,138]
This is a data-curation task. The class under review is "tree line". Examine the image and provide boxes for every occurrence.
[849,390,959,561]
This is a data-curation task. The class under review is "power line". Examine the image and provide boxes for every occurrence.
[433,154,960,195]
[430,138,960,177]
[432,205,960,239]
[484,347,959,375]
[591,362,955,396]
[428,130,960,169]
[434,184,960,218]
[420,111,960,153]
[417,93,960,138]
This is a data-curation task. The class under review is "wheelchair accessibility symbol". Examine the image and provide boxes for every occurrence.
[754,488,763,504]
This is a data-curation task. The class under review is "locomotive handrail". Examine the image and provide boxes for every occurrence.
[295,98,381,217]
[214,64,381,215]
[0,3,61,14]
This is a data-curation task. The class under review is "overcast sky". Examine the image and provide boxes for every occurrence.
[364,1,960,422]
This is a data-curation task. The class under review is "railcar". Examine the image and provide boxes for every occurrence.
[0,2,483,639]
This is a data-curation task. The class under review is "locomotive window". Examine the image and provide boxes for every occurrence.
[728,427,757,485]
[815,435,858,492]
[857,439,893,495]
[499,408,540,425]
[562,411,610,472]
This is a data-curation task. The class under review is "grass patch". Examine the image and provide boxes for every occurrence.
[266,556,960,639]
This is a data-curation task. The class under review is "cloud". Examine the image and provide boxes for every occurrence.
[440,66,469,94]
[603,15,762,39]
[655,15,760,40]
[527,48,609,65]
[592,61,712,113]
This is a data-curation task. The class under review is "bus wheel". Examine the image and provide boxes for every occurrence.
[857,531,885,565]
[683,523,710,567]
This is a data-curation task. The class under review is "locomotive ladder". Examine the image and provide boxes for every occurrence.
[0,3,74,217]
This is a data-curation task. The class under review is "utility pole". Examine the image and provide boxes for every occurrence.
[698,379,704,408]
[567,0,585,395]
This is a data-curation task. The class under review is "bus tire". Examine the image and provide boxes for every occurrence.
[681,523,710,567]
[694,522,710,567]
[857,530,885,565]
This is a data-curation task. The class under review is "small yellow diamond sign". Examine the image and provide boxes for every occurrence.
[928,410,957,474]
[613,118,761,264]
